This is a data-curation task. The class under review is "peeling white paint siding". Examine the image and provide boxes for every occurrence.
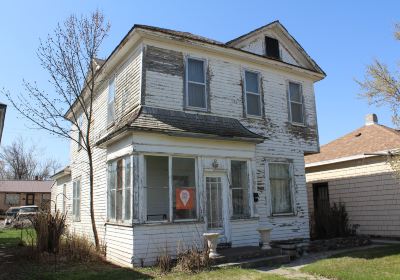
[306,157,400,237]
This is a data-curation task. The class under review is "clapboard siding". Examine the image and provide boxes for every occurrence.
[306,156,400,237]
[230,219,259,246]
[105,224,134,267]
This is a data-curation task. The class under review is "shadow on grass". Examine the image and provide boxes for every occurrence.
[329,245,400,260]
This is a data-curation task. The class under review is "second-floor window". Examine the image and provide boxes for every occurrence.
[77,114,83,150]
[186,58,207,109]
[107,76,116,124]
[245,71,261,116]
[288,82,304,124]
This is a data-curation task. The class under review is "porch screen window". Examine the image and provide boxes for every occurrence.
[107,76,115,124]
[5,193,19,206]
[173,158,196,220]
[72,179,81,221]
[288,82,304,124]
[245,71,261,116]
[146,156,169,221]
[107,156,132,222]
[187,58,206,109]
[269,163,293,215]
[231,160,250,219]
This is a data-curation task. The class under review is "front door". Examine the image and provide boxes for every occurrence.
[205,174,230,244]
[313,182,330,238]
[26,193,35,205]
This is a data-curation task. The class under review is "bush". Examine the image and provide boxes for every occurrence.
[61,232,102,262]
[175,247,210,273]
[314,202,351,239]
[156,249,173,273]
[30,210,66,253]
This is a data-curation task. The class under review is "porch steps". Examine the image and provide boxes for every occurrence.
[211,246,290,269]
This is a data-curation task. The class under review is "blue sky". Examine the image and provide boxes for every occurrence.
[0,0,399,166]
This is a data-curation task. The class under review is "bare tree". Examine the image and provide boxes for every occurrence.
[2,10,110,250]
[0,137,60,180]
[357,23,400,174]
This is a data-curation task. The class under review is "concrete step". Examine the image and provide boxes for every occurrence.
[213,246,282,264]
[213,254,290,269]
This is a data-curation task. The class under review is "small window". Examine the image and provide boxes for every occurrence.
[269,163,293,215]
[288,82,304,124]
[5,193,19,206]
[108,156,132,222]
[186,58,207,109]
[77,114,83,150]
[231,160,250,219]
[265,36,280,60]
[245,71,261,116]
[72,179,81,221]
[107,76,116,124]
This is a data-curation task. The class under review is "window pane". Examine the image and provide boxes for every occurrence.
[173,158,196,220]
[188,59,205,83]
[107,162,116,219]
[108,101,115,123]
[116,159,123,220]
[269,164,292,214]
[291,103,304,123]
[289,82,301,102]
[109,190,115,219]
[124,157,131,220]
[188,83,206,108]
[108,78,115,102]
[246,93,261,116]
[146,156,169,221]
[5,194,19,206]
[231,161,249,218]
[206,177,223,228]
[245,71,259,93]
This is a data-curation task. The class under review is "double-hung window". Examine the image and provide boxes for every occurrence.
[268,163,294,215]
[186,58,207,109]
[245,71,261,116]
[288,82,304,124]
[107,156,132,222]
[107,76,116,124]
[72,179,81,221]
[231,160,250,219]
[145,155,197,222]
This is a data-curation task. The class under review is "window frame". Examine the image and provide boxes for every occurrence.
[72,178,81,222]
[185,57,208,111]
[265,160,295,216]
[107,75,116,125]
[287,81,305,126]
[5,193,20,206]
[243,69,262,118]
[229,159,253,220]
[143,153,198,224]
[107,155,133,224]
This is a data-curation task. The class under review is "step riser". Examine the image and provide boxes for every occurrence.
[214,255,290,269]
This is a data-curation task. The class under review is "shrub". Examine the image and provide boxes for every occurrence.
[30,210,66,254]
[61,232,101,262]
[314,202,351,239]
[156,250,173,273]
[175,246,210,273]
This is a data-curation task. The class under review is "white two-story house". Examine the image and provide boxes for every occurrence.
[51,21,325,267]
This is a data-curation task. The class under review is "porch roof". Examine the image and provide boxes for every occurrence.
[97,106,265,146]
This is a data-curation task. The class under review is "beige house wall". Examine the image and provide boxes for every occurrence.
[306,156,400,237]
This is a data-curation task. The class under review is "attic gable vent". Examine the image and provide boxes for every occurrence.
[265,36,280,60]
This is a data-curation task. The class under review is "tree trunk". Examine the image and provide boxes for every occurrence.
[87,146,99,250]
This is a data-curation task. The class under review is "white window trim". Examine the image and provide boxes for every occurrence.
[185,57,208,111]
[265,160,296,217]
[143,153,199,224]
[287,81,305,126]
[228,158,254,220]
[72,178,81,222]
[107,155,133,224]
[243,69,262,118]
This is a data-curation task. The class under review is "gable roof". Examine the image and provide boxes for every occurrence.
[97,106,265,146]
[305,124,400,166]
[0,180,53,193]
[226,21,325,75]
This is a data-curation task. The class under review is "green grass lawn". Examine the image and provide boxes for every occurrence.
[0,228,286,280]
[301,245,400,280]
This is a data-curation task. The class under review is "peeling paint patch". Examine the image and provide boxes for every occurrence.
[143,45,184,76]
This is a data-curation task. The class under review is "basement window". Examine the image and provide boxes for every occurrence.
[265,36,280,60]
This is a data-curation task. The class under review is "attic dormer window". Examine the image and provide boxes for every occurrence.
[265,36,280,60]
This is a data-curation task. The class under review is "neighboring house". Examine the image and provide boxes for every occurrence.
[0,180,53,213]
[305,114,400,238]
[0,102,6,144]
[51,21,325,267]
